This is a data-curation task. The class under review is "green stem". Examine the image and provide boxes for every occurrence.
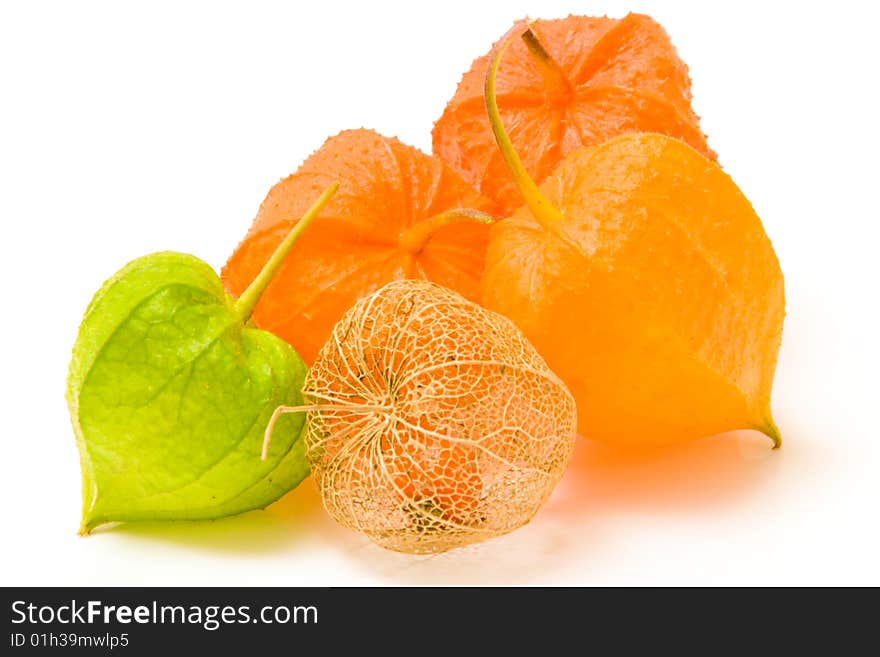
[399,208,494,254]
[484,22,565,226]
[233,181,339,322]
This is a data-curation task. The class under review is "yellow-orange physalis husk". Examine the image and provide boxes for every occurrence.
[302,279,577,554]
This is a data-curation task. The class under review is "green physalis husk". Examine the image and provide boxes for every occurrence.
[66,183,338,533]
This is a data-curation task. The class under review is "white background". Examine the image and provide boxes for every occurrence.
[1,0,878,586]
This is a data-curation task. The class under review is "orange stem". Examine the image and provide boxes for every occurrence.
[399,209,494,254]
[521,28,573,102]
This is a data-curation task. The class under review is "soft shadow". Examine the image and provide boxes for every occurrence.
[98,428,799,580]
[330,519,604,586]
[344,429,789,584]
[107,477,326,555]
[560,429,785,516]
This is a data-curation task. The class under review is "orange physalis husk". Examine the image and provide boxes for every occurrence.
[264,279,577,554]
[222,129,495,364]
[481,24,785,449]
[433,14,715,214]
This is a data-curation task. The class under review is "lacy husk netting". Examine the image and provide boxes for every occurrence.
[300,280,577,554]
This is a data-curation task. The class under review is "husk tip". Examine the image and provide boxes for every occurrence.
[757,416,782,450]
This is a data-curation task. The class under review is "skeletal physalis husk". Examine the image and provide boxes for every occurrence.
[268,279,577,554]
